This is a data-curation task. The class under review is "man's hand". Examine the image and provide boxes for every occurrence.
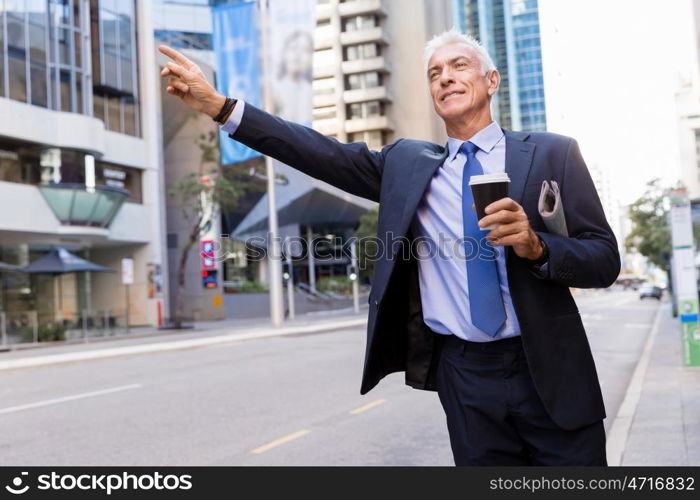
[158,45,226,119]
[477,197,544,261]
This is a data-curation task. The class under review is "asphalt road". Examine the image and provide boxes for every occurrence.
[0,289,662,465]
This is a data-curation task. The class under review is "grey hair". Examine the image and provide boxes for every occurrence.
[423,28,497,75]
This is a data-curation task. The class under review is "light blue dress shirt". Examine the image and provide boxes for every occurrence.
[409,121,521,342]
[222,104,520,342]
[221,100,246,135]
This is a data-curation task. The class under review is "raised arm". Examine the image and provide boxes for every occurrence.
[159,45,393,201]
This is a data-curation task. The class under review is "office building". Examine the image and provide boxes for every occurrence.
[453,0,547,131]
[0,0,168,330]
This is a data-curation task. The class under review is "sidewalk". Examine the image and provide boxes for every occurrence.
[609,301,700,465]
[0,306,368,371]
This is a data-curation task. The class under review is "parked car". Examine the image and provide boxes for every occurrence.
[639,285,663,300]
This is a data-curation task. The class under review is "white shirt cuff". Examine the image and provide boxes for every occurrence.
[220,100,246,135]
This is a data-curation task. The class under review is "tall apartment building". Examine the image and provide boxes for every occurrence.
[311,0,452,146]
[0,0,168,328]
[676,0,700,199]
[452,0,546,131]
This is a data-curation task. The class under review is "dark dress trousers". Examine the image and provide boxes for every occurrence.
[228,103,620,464]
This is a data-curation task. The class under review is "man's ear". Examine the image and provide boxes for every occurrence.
[486,70,501,96]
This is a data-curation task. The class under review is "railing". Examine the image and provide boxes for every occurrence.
[0,310,128,347]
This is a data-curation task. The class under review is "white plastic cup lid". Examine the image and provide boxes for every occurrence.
[468,173,510,186]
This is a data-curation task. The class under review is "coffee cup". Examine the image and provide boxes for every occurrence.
[469,173,510,230]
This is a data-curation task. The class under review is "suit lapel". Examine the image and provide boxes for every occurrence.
[504,129,535,205]
[396,132,534,238]
[503,130,536,262]
[398,147,448,236]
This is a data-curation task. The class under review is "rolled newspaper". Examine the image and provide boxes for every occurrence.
[538,180,568,237]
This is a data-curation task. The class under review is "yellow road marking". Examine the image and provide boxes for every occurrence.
[250,430,311,454]
[349,398,386,415]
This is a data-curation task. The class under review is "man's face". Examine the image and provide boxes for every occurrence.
[427,42,498,123]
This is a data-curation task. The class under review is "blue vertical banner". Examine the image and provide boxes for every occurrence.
[212,1,262,165]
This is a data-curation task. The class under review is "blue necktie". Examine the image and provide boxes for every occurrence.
[460,141,506,337]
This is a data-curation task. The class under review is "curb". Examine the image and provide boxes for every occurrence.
[606,302,664,466]
[0,317,367,372]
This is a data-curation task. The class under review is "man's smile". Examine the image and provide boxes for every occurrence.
[441,90,465,102]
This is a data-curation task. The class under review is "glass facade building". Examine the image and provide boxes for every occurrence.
[0,0,140,136]
[453,0,546,131]
[510,0,545,131]
[0,0,170,330]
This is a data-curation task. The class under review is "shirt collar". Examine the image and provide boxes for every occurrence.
[446,121,504,161]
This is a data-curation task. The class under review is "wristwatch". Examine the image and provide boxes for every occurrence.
[213,97,237,124]
[530,236,548,267]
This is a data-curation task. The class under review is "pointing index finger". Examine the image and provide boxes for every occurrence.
[158,44,195,69]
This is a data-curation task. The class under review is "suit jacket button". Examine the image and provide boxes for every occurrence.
[374,300,379,309]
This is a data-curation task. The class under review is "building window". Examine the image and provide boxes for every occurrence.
[0,149,23,183]
[342,14,377,32]
[344,42,379,61]
[365,100,381,116]
[91,0,140,137]
[28,0,49,107]
[6,3,29,103]
[0,142,42,185]
[348,130,384,149]
[49,0,90,113]
[347,100,383,119]
[345,71,381,90]
[0,0,94,112]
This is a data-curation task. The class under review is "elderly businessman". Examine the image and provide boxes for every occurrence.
[159,29,620,466]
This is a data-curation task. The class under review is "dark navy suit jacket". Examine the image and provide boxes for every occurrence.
[230,103,620,431]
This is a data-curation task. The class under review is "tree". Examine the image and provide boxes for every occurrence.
[353,205,379,281]
[624,178,685,270]
[168,129,242,328]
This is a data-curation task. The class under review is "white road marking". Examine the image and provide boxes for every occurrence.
[0,384,142,415]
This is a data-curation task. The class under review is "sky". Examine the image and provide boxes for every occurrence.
[538,0,698,205]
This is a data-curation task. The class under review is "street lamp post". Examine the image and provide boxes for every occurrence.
[350,239,360,314]
[285,241,295,320]
[259,0,284,327]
